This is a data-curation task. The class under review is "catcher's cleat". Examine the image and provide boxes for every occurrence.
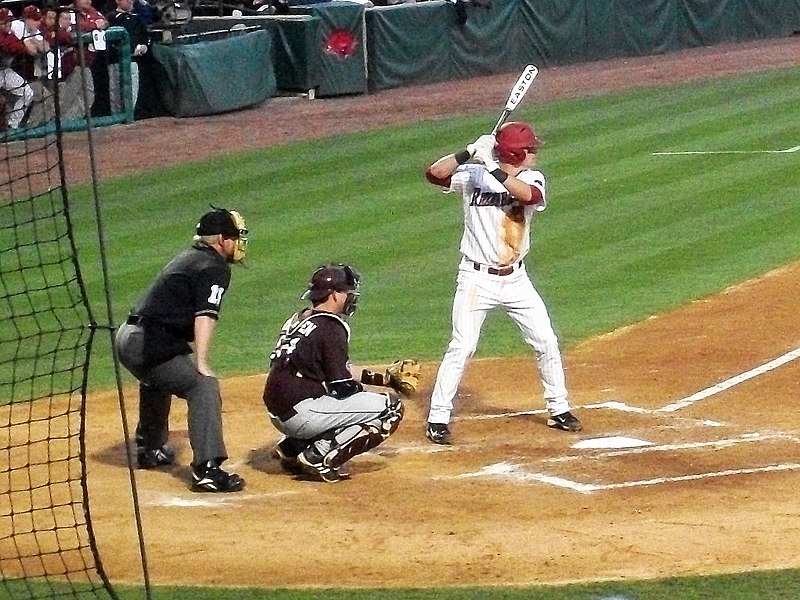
[137,444,176,469]
[547,411,582,432]
[425,422,453,445]
[296,446,349,483]
[191,461,245,493]
[274,436,304,460]
[273,449,305,476]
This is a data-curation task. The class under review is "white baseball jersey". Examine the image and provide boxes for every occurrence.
[448,163,547,268]
[428,162,571,426]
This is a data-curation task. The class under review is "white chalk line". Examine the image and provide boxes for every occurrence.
[451,346,800,491]
[653,144,800,156]
[141,490,297,508]
[452,461,800,494]
[543,432,800,463]
[495,345,800,418]
[657,346,800,412]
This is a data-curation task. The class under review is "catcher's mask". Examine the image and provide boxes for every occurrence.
[495,121,540,166]
[195,207,248,264]
[302,263,361,316]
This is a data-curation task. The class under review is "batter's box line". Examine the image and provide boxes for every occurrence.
[655,346,800,413]
[450,461,800,494]
[459,401,724,428]
[541,431,800,463]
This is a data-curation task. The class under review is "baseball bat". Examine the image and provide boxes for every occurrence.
[491,64,539,135]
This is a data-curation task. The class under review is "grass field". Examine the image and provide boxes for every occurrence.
[70,65,800,387]
[49,65,800,598]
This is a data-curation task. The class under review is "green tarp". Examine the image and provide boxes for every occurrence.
[182,16,322,92]
[365,0,800,92]
[152,29,276,117]
[291,2,367,97]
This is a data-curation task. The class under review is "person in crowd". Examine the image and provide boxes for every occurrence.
[13,4,55,127]
[106,0,150,114]
[0,8,35,131]
[71,0,108,116]
[44,5,94,121]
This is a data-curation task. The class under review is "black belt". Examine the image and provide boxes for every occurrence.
[126,314,144,326]
[472,261,522,276]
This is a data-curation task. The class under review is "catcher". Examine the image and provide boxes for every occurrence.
[262,263,418,482]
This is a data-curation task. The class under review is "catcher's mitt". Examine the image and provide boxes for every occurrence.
[385,359,421,396]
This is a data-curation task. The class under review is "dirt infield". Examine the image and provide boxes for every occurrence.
[76,36,800,588]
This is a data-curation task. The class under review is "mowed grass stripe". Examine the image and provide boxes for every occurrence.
[68,66,800,376]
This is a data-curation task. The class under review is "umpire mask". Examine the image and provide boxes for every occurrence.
[228,210,249,264]
[195,207,249,264]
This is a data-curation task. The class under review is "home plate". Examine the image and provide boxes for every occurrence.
[573,436,654,449]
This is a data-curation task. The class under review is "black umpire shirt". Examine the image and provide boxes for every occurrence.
[131,242,231,366]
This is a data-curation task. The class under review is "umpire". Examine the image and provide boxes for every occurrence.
[114,207,248,493]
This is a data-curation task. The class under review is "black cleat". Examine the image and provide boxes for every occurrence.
[547,411,582,432]
[273,438,305,476]
[191,461,245,492]
[137,444,176,469]
[296,446,349,483]
[425,422,453,445]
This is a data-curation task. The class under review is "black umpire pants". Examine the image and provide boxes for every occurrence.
[114,322,228,468]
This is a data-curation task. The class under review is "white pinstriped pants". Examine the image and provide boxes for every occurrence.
[427,262,570,425]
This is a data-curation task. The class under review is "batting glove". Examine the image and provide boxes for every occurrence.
[473,148,499,172]
[466,134,496,158]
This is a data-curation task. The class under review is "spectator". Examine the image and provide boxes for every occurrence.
[0,8,35,131]
[11,5,48,82]
[49,7,95,121]
[107,0,150,114]
[132,0,160,26]
[12,4,53,127]
[71,0,109,116]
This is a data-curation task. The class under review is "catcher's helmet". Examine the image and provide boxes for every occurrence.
[495,121,540,166]
[303,263,361,315]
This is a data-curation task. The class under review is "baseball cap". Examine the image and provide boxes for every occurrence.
[23,5,42,20]
[0,8,14,22]
[195,208,240,238]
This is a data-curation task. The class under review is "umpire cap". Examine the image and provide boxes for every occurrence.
[196,207,242,239]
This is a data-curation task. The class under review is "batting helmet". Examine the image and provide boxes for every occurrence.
[302,263,361,315]
[495,122,540,166]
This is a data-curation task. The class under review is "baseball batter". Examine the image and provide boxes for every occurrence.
[424,122,582,444]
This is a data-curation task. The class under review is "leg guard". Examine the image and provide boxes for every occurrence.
[323,396,404,469]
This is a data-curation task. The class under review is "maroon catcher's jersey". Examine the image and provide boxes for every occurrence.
[263,309,354,419]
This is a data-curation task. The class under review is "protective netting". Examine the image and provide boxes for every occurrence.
[0,71,117,600]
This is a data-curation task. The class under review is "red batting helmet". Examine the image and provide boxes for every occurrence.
[495,122,540,166]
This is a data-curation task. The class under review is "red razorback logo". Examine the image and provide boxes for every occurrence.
[324,29,357,58]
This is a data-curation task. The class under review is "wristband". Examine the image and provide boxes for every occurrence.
[454,149,471,165]
[491,168,508,183]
